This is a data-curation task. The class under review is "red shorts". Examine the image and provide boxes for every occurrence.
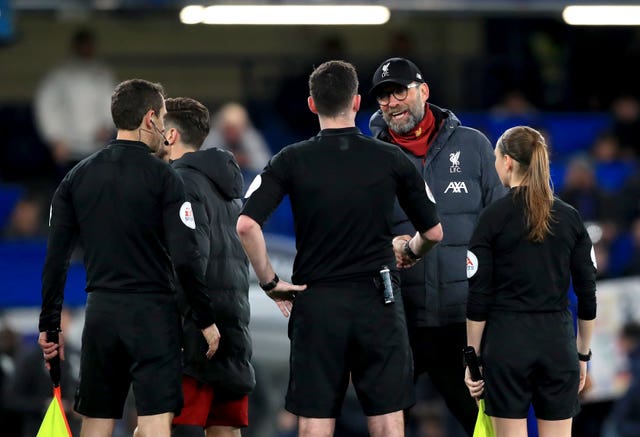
[172,375,249,428]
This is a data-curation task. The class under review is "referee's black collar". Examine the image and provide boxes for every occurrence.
[109,139,153,153]
[317,127,362,137]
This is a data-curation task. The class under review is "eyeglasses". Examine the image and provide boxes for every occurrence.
[376,83,421,105]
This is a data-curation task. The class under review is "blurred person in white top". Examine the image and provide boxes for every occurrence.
[202,102,271,174]
[34,28,116,173]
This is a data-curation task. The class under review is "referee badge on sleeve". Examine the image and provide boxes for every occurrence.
[245,175,262,199]
[466,250,478,278]
[179,202,196,229]
[425,181,436,203]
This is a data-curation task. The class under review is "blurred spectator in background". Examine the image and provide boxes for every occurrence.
[34,28,116,177]
[611,94,640,158]
[3,308,81,437]
[602,321,640,437]
[618,174,640,227]
[202,102,271,175]
[0,317,21,436]
[591,132,622,163]
[2,190,48,240]
[559,156,612,222]
[490,89,538,118]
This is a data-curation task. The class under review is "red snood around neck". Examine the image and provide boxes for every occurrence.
[388,104,436,157]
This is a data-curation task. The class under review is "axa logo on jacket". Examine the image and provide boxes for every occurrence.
[444,181,468,193]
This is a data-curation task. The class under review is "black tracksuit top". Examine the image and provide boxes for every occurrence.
[467,188,597,322]
[39,139,215,332]
[242,127,441,285]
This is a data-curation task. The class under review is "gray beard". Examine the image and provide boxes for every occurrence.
[383,104,426,135]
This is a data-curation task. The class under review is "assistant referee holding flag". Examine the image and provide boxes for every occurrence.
[464,126,596,437]
[38,79,220,437]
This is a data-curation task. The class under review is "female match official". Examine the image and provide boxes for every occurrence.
[464,126,597,437]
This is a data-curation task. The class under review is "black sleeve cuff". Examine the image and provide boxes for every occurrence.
[577,294,597,321]
[38,318,61,333]
[190,310,216,330]
[174,264,216,329]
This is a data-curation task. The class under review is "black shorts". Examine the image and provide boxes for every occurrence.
[481,311,580,420]
[285,279,415,418]
[74,291,183,418]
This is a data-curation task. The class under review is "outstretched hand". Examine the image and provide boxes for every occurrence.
[266,280,307,317]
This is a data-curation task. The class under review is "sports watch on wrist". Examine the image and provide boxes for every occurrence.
[578,349,592,362]
[403,240,422,261]
[259,274,279,292]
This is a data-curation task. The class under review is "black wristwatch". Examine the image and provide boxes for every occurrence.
[578,349,592,362]
[259,274,279,292]
[403,240,422,261]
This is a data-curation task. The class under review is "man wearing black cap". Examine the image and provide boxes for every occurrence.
[369,58,507,435]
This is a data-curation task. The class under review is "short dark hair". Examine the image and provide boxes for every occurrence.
[164,97,210,149]
[308,60,358,117]
[111,79,165,130]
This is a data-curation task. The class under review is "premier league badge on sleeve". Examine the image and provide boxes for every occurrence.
[466,250,478,278]
[179,201,196,229]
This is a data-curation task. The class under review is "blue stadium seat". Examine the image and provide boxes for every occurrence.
[544,113,612,158]
[595,161,637,192]
[549,160,568,193]
[0,241,87,307]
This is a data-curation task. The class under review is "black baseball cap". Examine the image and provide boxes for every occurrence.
[370,57,425,96]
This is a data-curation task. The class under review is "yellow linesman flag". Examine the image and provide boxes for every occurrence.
[473,399,495,437]
[37,386,72,437]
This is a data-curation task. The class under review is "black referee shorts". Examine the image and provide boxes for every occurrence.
[285,279,415,418]
[74,291,183,418]
[482,311,580,420]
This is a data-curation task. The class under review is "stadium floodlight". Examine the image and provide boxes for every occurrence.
[180,5,391,25]
[563,5,640,25]
[180,5,206,24]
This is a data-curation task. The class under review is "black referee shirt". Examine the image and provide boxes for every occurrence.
[467,187,597,322]
[241,127,440,285]
[40,140,215,331]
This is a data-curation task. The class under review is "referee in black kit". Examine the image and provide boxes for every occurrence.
[38,79,220,437]
[237,60,443,437]
[464,126,596,437]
